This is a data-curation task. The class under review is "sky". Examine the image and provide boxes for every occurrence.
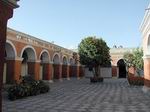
[8,0,150,49]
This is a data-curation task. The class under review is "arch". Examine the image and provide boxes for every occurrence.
[20,45,37,61]
[39,50,50,62]
[69,58,74,65]
[62,56,68,78]
[52,53,60,79]
[53,53,60,64]
[39,50,50,80]
[62,56,68,65]
[69,58,77,77]
[5,40,17,58]
[117,59,126,78]
[147,34,150,54]
[4,41,17,84]
[21,46,37,76]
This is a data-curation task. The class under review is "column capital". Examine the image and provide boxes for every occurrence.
[35,60,41,63]
[77,64,81,67]
[41,61,50,64]
[27,60,41,63]
[15,57,23,61]
[49,61,53,64]
[5,57,23,61]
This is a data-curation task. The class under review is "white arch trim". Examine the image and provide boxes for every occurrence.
[116,58,125,66]
[146,34,150,55]
[20,45,37,60]
[62,55,68,64]
[52,53,60,61]
[114,58,124,66]
[69,57,74,65]
[52,53,61,64]
[6,40,17,57]
[39,49,51,61]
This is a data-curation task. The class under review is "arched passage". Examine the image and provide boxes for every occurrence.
[117,59,126,78]
[62,56,68,78]
[4,42,16,84]
[69,58,77,77]
[40,50,50,80]
[21,46,36,77]
[53,54,60,79]
[5,41,16,58]
[147,35,150,54]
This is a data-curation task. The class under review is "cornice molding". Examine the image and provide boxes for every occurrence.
[2,0,19,8]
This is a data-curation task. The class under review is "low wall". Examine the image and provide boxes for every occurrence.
[100,67,112,78]
[84,67,93,78]
[84,67,112,78]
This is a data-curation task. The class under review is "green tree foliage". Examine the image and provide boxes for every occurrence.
[123,52,134,68]
[78,36,111,77]
[124,48,143,70]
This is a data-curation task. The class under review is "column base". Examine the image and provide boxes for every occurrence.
[59,78,63,82]
[48,80,53,83]
[77,77,80,80]
[142,86,150,96]
[67,78,70,80]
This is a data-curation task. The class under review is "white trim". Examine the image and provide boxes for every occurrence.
[67,78,70,80]
[20,45,37,60]
[5,57,23,61]
[48,80,53,83]
[146,34,150,55]
[60,62,63,65]
[62,55,68,64]
[140,3,150,33]
[50,61,54,64]
[69,58,74,65]
[52,53,60,64]
[52,53,60,60]
[39,49,51,62]
[143,54,150,59]
[6,40,17,57]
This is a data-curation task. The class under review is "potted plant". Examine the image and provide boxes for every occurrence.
[78,36,111,82]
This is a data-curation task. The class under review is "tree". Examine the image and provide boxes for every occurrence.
[123,48,143,75]
[123,52,134,68]
[78,36,111,77]
[132,48,143,70]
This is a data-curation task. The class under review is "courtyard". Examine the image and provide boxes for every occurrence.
[2,78,150,112]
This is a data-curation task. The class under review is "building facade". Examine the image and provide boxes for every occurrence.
[3,28,84,84]
[4,28,136,84]
[140,4,150,92]
[110,48,135,78]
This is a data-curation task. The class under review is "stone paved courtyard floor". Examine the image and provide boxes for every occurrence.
[2,78,150,112]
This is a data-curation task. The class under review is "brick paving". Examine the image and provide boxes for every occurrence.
[2,78,150,112]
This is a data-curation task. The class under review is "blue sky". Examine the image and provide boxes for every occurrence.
[8,0,150,49]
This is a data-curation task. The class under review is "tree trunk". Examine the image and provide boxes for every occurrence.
[94,66,99,77]
[98,65,101,77]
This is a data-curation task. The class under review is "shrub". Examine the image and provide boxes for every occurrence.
[7,75,50,101]
[127,73,144,86]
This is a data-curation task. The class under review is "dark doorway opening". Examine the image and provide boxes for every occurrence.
[117,59,126,78]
